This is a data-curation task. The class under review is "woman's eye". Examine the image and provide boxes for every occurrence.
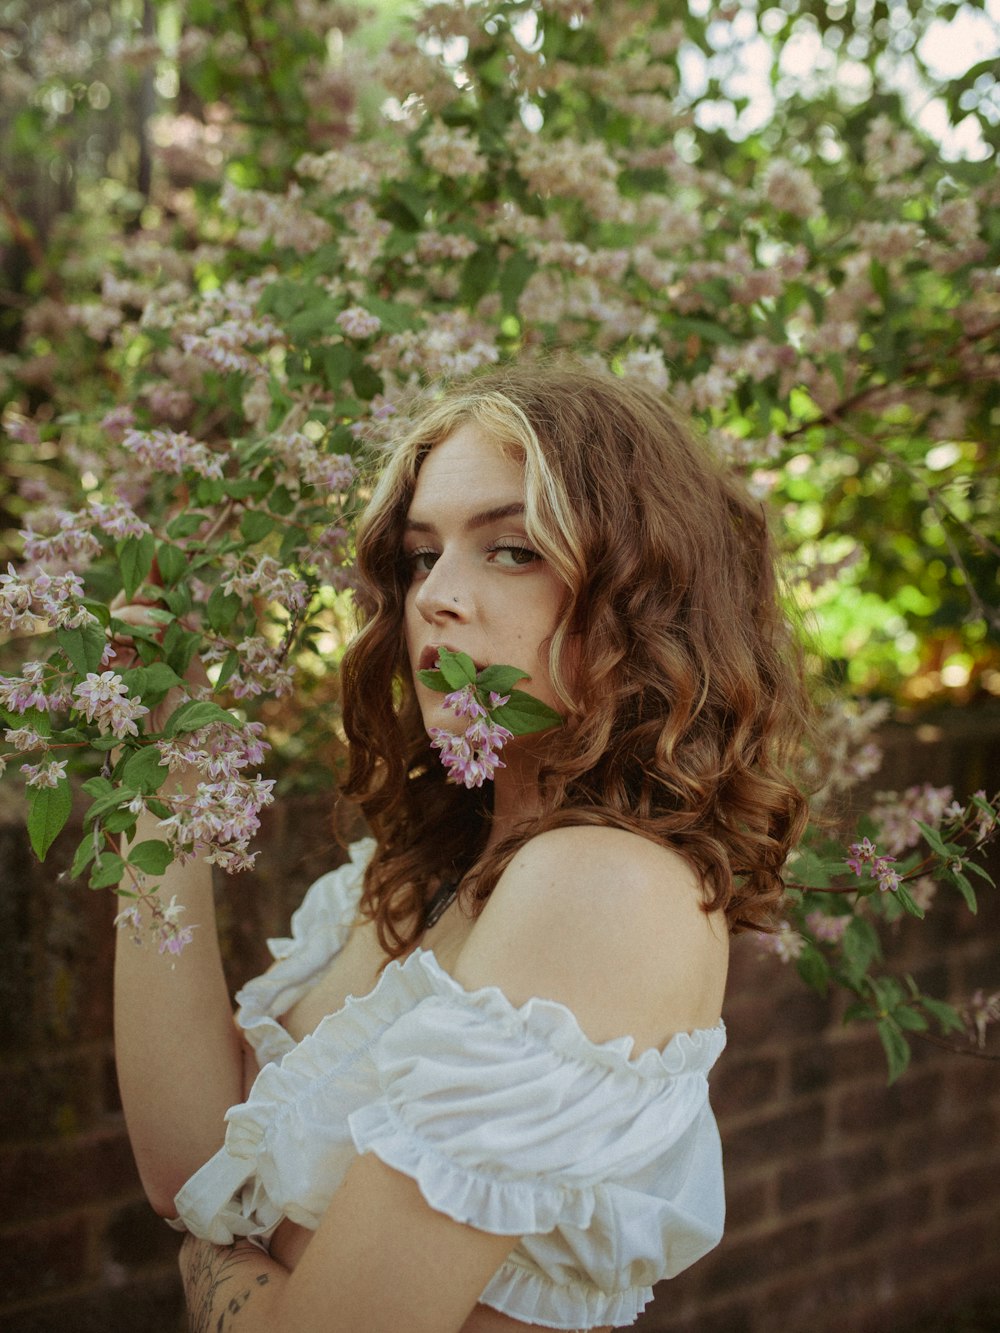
[490,543,540,568]
[405,549,439,578]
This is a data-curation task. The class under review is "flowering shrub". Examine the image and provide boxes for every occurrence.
[0,0,998,1076]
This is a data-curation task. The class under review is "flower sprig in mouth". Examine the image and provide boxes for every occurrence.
[417,648,562,789]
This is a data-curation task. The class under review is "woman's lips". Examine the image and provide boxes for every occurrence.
[417,645,484,672]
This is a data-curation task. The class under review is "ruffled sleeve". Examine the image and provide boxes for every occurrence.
[348,953,727,1289]
[234,838,375,1066]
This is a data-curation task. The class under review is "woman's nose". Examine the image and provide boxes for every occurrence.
[413,554,471,623]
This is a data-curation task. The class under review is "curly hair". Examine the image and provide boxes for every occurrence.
[340,362,810,956]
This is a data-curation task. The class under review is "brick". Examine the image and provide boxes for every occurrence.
[723,985,831,1046]
[0,1129,141,1224]
[0,1049,106,1143]
[722,1174,771,1231]
[0,1269,184,1333]
[724,1101,826,1168]
[821,1181,933,1251]
[893,1110,997,1171]
[761,1253,889,1329]
[836,1069,941,1135]
[943,1160,1000,1214]
[103,1200,179,1270]
[705,1217,822,1296]
[777,1143,887,1213]
[710,1056,781,1118]
[0,1215,90,1305]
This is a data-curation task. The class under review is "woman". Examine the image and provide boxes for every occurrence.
[115,363,808,1332]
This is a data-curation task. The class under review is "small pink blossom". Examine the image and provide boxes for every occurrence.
[4,726,47,752]
[20,759,68,788]
[72,672,150,739]
[338,305,382,340]
[758,922,805,963]
[805,911,850,944]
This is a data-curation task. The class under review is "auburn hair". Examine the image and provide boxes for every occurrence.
[340,362,810,956]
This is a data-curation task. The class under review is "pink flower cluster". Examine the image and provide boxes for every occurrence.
[757,921,805,963]
[872,784,955,856]
[115,895,195,958]
[156,774,276,872]
[429,684,513,789]
[122,428,225,480]
[0,565,95,633]
[152,721,274,872]
[0,661,50,715]
[221,556,310,614]
[72,672,150,739]
[846,838,901,893]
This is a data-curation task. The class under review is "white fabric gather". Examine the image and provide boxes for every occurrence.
[171,841,727,1330]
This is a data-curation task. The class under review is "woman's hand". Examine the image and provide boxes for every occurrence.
[107,595,209,734]
[179,1234,284,1333]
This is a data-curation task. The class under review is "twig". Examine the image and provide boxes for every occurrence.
[913,1030,1000,1062]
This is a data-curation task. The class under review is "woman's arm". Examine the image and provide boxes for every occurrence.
[179,1154,519,1333]
[114,769,245,1215]
[178,824,726,1333]
[112,604,246,1214]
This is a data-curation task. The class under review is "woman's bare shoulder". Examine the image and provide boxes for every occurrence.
[452,826,729,1051]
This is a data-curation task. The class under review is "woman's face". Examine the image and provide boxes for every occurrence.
[402,422,566,734]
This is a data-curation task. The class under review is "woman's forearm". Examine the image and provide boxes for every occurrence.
[180,1237,285,1333]
[114,767,244,1216]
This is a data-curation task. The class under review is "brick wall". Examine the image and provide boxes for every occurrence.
[1,710,998,1333]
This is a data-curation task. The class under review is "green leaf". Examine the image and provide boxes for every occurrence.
[156,543,188,587]
[269,485,296,517]
[215,650,240,689]
[126,839,173,875]
[118,532,156,599]
[436,649,478,689]
[964,860,995,887]
[241,511,277,543]
[948,868,977,914]
[460,248,496,307]
[841,916,882,982]
[476,665,529,695]
[89,851,126,889]
[499,250,536,315]
[103,809,139,835]
[166,512,209,539]
[491,689,563,735]
[877,1018,911,1084]
[84,785,139,824]
[916,820,953,859]
[417,668,450,692]
[81,776,114,800]
[921,996,966,1035]
[207,586,242,633]
[164,700,236,737]
[119,662,184,706]
[894,882,925,919]
[796,942,830,994]
[120,746,169,793]
[893,1004,928,1033]
[58,623,108,677]
[27,780,73,860]
[70,832,98,879]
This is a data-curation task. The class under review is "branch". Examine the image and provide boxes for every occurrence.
[913,1030,1000,1062]
[232,0,292,130]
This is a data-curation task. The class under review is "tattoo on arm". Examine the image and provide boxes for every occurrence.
[184,1241,271,1333]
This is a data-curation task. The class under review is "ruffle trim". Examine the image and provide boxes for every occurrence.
[407,950,726,1079]
[234,838,375,1065]
[349,1099,596,1235]
[482,1259,653,1330]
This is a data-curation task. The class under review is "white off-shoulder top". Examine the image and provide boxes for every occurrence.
[170,839,727,1330]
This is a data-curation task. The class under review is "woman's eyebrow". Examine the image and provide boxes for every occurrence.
[404,501,526,534]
